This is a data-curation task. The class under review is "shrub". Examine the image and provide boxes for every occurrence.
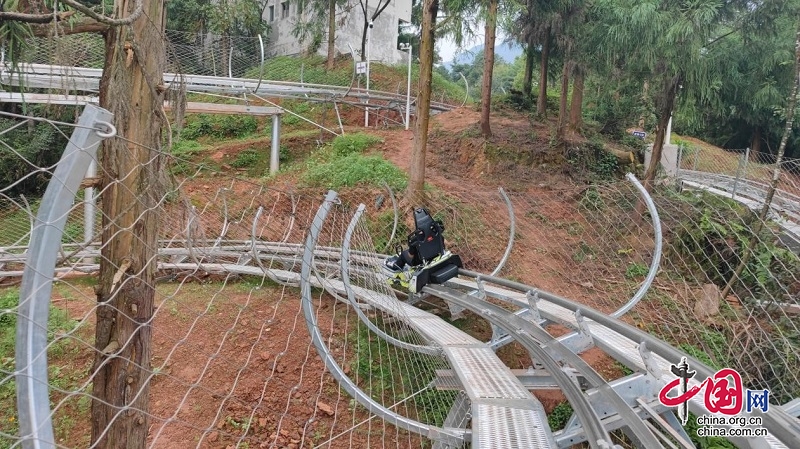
[330,133,383,157]
[669,192,800,301]
[181,114,258,140]
[231,148,261,168]
[304,153,407,191]
[302,132,401,189]
[0,113,70,196]
[547,402,574,431]
[170,139,205,157]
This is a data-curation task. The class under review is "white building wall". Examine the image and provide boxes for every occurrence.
[262,0,411,65]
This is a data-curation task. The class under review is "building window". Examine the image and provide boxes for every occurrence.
[281,1,289,19]
[268,5,274,22]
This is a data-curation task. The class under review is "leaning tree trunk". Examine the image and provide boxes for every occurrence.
[536,25,551,117]
[406,0,439,203]
[326,0,336,69]
[479,0,498,138]
[91,0,166,446]
[569,64,584,132]
[642,76,680,191]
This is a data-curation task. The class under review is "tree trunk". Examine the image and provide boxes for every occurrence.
[569,64,584,132]
[536,25,551,117]
[91,0,166,446]
[360,17,369,61]
[749,126,761,162]
[522,40,535,98]
[326,0,336,70]
[642,76,680,191]
[406,0,438,203]
[522,0,535,97]
[556,59,570,141]
[638,80,649,128]
[480,0,498,138]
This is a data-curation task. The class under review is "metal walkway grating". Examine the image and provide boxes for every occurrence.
[473,402,554,448]
[445,347,532,400]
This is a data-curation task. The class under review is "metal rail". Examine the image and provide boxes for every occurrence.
[425,285,616,449]
[340,204,442,355]
[299,191,465,445]
[455,269,800,449]
[425,283,664,448]
[613,173,663,318]
[15,104,114,449]
[0,63,456,113]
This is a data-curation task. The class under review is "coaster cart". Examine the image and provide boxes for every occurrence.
[383,208,463,294]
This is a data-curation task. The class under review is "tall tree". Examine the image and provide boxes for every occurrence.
[595,0,738,188]
[536,24,551,116]
[721,15,800,299]
[327,0,336,68]
[91,0,167,446]
[291,0,345,68]
[568,63,584,131]
[480,0,499,137]
[675,8,799,159]
[0,1,166,447]
[407,0,439,202]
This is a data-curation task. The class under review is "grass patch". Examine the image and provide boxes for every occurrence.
[1,288,80,447]
[302,133,406,190]
[350,323,455,426]
[180,114,259,140]
[547,401,574,431]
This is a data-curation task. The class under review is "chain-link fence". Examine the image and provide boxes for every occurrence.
[2,97,800,448]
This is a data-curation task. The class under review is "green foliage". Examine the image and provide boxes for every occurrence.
[302,133,405,190]
[181,114,258,140]
[572,241,595,263]
[568,139,620,181]
[171,139,205,157]
[304,154,407,191]
[368,209,411,253]
[330,133,383,157]
[669,192,800,300]
[579,187,605,212]
[0,7,33,70]
[625,262,648,279]
[230,149,261,168]
[0,108,73,196]
[350,324,455,426]
[683,412,738,449]
[247,55,352,86]
[1,288,79,448]
[547,402,574,431]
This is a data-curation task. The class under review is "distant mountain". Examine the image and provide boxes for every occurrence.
[442,42,523,69]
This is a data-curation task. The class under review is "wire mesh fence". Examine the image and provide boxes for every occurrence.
[2,101,800,448]
[8,33,467,111]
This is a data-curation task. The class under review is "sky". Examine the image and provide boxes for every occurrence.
[436,34,485,64]
[436,32,512,64]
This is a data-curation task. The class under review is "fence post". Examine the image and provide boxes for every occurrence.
[732,150,745,197]
[83,159,97,264]
[16,104,114,449]
[693,145,700,171]
[743,147,751,182]
[270,113,281,175]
